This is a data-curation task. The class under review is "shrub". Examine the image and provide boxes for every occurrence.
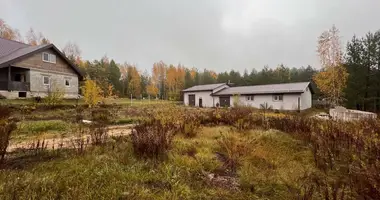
[44,81,64,106]
[131,119,179,159]
[216,133,251,175]
[82,79,103,108]
[180,112,201,138]
[0,106,16,163]
[89,108,112,145]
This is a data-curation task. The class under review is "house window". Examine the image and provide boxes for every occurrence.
[246,95,254,101]
[273,95,283,101]
[42,52,56,64]
[43,76,50,85]
[65,79,70,87]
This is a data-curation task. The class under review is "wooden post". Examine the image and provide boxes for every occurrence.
[8,66,11,91]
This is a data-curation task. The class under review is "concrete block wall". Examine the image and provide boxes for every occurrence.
[29,69,79,97]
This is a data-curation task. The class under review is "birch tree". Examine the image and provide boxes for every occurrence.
[313,25,348,106]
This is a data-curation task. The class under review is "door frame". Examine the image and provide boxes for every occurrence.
[188,94,195,106]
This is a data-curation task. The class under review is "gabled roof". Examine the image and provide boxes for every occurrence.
[0,37,29,57]
[213,82,312,96]
[182,83,226,92]
[0,37,84,79]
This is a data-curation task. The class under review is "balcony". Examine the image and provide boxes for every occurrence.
[0,81,30,91]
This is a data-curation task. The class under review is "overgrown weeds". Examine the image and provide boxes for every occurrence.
[132,119,179,159]
[89,108,112,145]
[215,133,252,175]
[0,106,17,163]
[180,111,201,138]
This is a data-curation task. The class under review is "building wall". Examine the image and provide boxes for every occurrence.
[184,91,215,107]
[300,87,312,110]
[12,49,77,75]
[2,48,80,98]
[230,93,303,110]
[29,69,79,99]
[0,90,21,98]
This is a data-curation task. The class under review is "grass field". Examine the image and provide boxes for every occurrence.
[0,102,378,199]
[0,126,315,200]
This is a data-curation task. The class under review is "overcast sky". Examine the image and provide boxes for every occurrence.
[1,0,380,73]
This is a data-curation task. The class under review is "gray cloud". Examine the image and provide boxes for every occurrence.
[1,0,380,73]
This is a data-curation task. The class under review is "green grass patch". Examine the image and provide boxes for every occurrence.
[18,120,69,133]
[13,120,72,141]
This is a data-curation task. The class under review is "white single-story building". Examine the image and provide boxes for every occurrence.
[182,82,314,110]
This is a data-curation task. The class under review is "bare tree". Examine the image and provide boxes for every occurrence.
[62,41,82,61]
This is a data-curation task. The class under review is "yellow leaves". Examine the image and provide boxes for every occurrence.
[315,25,348,105]
[190,68,197,79]
[0,18,22,41]
[127,66,141,97]
[313,65,348,104]
[147,83,159,96]
[82,78,103,107]
[106,84,114,98]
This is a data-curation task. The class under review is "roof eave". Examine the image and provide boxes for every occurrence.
[182,89,213,93]
[0,44,84,80]
[212,91,304,96]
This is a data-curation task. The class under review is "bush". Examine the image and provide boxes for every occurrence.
[44,81,64,107]
[82,79,103,108]
[89,108,112,145]
[216,133,251,175]
[132,119,179,159]
[180,112,201,138]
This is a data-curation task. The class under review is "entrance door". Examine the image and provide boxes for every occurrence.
[219,96,230,107]
[189,95,195,106]
[297,97,301,111]
[199,98,203,107]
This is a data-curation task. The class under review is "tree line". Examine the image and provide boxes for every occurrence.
[2,18,380,111]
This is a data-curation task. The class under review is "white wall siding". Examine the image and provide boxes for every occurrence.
[184,91,215,107]
[231,94,302,110]
[300,88,312,110]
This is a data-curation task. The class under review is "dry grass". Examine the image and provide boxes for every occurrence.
[1,104,379,199]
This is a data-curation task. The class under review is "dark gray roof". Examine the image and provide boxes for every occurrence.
[213,82,311,95]
[0,44,49,66]
[182,83,226,92]
[0,37,29,58]
[0,37,84,79]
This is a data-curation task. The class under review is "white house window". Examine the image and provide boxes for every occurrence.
[43,76,50,85]
[65,79,70,87]
[273,95,283,101]
[42,52,56,64]
[246,95,254,101]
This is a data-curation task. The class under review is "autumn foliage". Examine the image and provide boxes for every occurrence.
[82,78,103,107]
[314,25,348,106]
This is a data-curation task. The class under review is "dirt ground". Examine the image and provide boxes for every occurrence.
[8,124,133,152]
